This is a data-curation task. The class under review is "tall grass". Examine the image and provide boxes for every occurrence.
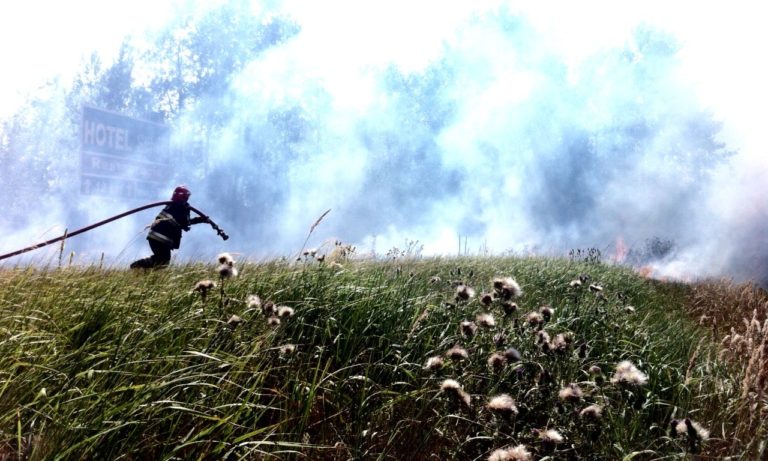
[686,279,768,458]
[0,256,761,459]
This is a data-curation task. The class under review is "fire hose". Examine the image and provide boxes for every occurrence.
[0,201,229,262]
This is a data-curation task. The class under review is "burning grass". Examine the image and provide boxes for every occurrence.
[0,256,764,459]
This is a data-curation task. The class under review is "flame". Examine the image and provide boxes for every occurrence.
[637,265,654,278]
[636,265,672,282]
[636,263,693,284]
[613,235,628,263]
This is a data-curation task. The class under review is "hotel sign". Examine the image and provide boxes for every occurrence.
[80,106,168,199]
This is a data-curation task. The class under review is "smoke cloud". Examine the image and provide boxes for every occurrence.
[1,1,766,287]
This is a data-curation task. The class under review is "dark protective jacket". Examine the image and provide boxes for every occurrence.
[147,202,202,249]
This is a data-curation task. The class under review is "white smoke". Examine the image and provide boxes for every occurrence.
[1,1,766,287]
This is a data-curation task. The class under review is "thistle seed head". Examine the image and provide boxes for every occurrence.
[579,404,603,420]
[440,379,471,408]
[277,305,295,318]
[446,345,469,361]
[538,428,564,445]
[217,252,235,265]
[525,312,544,327]
[501,301,518,316]
[536,330,551,345]
[246,294,262,309]
[610,360,648,386]
[672,418,709,441]
[487,352,507,370]
[493,277,522,300]
[262,301,277,316]
[460,320,478,338]
[455,284,476,302]
[227,314,243,328]
[558,383,584,402]
[217,263,238,279]
[539,305,554,321]
[488,445,531,461]
[267,316,281,326]
[487,393,518,417]
[194,280,216,299]
[569,279,582,288]
[476,313,496,328]
[424,356,445,371]
[552,333,572,352]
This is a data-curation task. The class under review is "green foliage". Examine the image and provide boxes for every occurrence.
[0,257,754,459]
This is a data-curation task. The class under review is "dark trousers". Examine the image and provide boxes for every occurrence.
[130,239,172,268]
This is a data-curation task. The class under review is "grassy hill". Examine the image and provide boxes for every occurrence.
[0,255,765,460]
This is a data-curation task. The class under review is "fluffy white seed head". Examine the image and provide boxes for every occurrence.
[611,360,648,386]
[673,418,710,441]
[440,379,471,408]
[493,277,522,300]
[194,279,216,293]
[487,352,507,370]
[455,284,476,301]
[267,316,281,326]
[460,320,478,337]
[558,383,584,402]
[277,306,295,318]
[217,264,238,279]
[539,429,564,444]
[488,445,531,461]
[579,404,603,420]
[487,394,518,416]
[217,252,235,265]
[569,279,582,288]
[227,314,243,328]
[526,312,544,326]
[425,356,445,371]
[445,345,469,361]
[246,294,261,308]
[476,313,496,328]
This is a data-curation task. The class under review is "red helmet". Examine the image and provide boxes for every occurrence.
[171,185,191,202]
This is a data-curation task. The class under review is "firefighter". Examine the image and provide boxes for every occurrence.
[130,185,209,268]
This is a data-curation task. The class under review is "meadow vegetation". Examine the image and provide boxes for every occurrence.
[0,253,765,460]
